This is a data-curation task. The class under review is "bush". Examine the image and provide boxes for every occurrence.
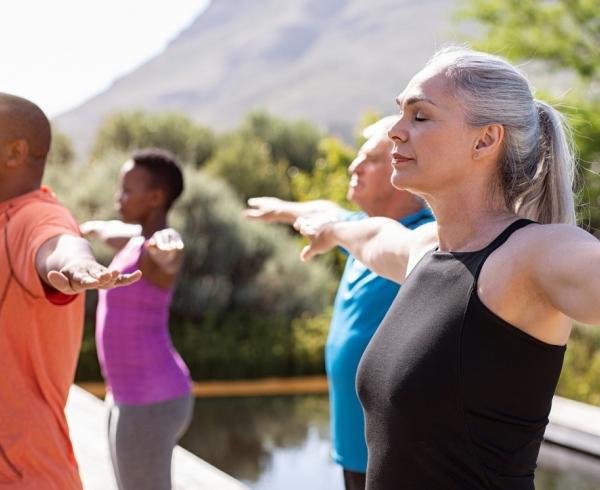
[239,112,322,173]
[47,129,75,167]
[170,308,331,380]
[92,111,216,167]
[557,325,600,406]
[204,133,292,202]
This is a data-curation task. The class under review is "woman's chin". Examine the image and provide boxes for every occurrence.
[391,170,424,194]
[391,173,412,191]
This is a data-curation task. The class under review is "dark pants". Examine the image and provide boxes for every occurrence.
[343,468,366,490]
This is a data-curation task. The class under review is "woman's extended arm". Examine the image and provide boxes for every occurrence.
[80,220,142,250]
[139,228,185,289]
[294,216,437,284]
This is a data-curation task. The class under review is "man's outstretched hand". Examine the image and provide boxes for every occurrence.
[293,216,338,261]
[47,259,142,295]
[243,197,292,223]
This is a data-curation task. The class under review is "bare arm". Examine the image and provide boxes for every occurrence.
[294,216,437,284]
[139,228,185,289]
[36,234,141,294]
[528,225,600,325]
[80,220,142,250]
[243,197,345,225]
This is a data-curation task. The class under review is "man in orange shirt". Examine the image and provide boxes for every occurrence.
[0,92,140,489]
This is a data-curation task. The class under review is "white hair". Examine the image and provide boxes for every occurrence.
[426,47,576,224]
[362,115,399,140]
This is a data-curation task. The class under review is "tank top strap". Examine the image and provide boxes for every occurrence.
[473,218,536,281]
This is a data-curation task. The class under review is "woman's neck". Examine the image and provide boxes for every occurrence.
[426,187,515,252]
[140,213,168,239]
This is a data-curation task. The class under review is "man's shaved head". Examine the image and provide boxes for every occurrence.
[0,93,51,164]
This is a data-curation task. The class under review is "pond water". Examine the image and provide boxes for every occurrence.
[179,394,600,490]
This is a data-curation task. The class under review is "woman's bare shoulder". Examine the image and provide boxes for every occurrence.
[504,222,596,255]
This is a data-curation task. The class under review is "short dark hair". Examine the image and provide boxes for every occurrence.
[131,148,184,210]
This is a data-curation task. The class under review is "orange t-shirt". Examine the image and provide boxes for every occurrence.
[0,187,84,489]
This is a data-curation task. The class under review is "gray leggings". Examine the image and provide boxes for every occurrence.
[106,393,194,490]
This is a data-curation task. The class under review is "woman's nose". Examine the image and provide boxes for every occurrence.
[388,119,408,143]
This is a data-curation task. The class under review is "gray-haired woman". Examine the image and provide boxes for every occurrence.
[295,47,595,490]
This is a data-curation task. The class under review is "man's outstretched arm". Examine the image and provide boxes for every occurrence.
[243,197,345,224]
[36,234,141,294]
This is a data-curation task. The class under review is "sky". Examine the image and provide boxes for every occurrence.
[0,1,210,117]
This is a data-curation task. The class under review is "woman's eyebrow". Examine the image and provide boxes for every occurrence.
[395,95,437,108]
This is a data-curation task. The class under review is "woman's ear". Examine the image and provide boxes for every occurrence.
[473,124,504,161]
[149,187,167,210]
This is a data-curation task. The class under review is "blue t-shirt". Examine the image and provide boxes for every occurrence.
[326,207,435,472]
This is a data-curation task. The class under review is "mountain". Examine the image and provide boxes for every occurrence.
[55,0,463,156]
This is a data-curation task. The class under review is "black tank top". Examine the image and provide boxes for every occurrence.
[356,219,565,490]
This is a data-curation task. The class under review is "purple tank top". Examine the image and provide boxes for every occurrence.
[96,237,191,405]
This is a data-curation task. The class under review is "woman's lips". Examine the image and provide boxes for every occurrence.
[392,153,413,166]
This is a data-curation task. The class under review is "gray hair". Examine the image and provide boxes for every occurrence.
[426,47,576,224]
[362,115,399,141]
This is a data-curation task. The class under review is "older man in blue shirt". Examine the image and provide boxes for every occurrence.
[244,117,434,490]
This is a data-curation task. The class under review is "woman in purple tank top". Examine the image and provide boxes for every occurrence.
[81,148,192,490]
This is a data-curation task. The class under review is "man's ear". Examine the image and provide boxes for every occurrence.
[2,139,29,168]
[472,124,504,161]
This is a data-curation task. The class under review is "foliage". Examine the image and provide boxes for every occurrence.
[557,326,600,406]
[238,111,322,173]
[290,136,355,206]
[47,129,75,167]
[561,98,600,232]
[204,134,292,203]
[457,0,600,80]
[290,136,357,275]
[171,308,331,380]
[91,111,216,167]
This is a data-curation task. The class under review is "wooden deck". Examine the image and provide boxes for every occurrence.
[68,378,600,488]
[65,385,249,490]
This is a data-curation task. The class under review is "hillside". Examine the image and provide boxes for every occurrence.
[56,0,462,156]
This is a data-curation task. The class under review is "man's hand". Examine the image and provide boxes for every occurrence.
[294,216,339,261]
[144,228,184,275]
[243,197,292,223]
[47,259,142,294]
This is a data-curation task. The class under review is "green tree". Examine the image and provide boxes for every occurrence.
[92,111,216,166]
[205,133,292,202]
[290,136,355,206]
[457,0,600,80]
[239,112,322,173]
[47,129,75,166]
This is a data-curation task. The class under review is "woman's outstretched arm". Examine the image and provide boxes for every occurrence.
[294,216,437,284]
[80,220,142,250]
